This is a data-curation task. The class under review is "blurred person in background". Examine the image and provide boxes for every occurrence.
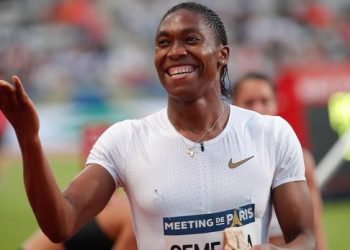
[0,2,316,249]
[21,191,136,250]
[232,72,326,250]
[21,124,136,250]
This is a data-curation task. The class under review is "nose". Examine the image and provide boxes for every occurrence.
[167,41,187,59]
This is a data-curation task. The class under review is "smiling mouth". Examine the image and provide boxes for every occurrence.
[166,65,197,79]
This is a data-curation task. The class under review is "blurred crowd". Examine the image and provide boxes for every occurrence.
[0,0,349,104]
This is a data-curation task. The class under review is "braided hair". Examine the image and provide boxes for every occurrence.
[160,2,231,98]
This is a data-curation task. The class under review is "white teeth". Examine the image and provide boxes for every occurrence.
[168,66,195,76]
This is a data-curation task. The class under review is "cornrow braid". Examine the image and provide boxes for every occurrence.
[160,2,231,98]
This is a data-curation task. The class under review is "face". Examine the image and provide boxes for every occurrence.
[155,9,228,101]
[234,79,277,115]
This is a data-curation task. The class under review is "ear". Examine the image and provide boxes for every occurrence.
[218,45,230,66]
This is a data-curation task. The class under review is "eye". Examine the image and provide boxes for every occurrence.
[185,36,200,44]
[262,98,270,105]
[245,100,254,108]
[157,39,170,47]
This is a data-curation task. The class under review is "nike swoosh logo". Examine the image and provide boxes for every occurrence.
[228,156,254,169]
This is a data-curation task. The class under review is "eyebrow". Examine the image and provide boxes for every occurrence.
[156,27,202,39]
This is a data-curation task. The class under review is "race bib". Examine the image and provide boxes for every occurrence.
[163,204,260,250]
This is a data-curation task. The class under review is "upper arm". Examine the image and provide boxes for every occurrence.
[269,117,316,248]
[63,164,116,235]
[272,181,315,246]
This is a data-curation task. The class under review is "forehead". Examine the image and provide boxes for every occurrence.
[157,9,210,35]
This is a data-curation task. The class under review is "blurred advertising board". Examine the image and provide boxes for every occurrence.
[276,62,350,198]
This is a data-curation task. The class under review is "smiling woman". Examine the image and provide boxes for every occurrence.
[155,3,230,103]
[0,2,316,250]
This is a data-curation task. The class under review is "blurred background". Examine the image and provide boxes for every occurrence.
[0,0,349,249]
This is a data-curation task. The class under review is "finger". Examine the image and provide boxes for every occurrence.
[0,88,16,114]
[12,75,27,102]
[0,79,16,93]
[0,81,16,109]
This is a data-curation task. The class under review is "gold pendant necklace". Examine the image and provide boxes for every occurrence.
[186,103,226,157]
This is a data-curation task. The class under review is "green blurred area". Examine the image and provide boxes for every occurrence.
[0,155,80,250]
[0,156,349,250]
[323,199,350,250]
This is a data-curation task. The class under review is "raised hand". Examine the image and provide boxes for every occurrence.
[0,75,39,139]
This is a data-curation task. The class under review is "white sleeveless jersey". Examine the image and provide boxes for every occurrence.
[87,105,305,250]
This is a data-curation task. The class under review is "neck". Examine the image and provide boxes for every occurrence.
[167,97,228,141]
